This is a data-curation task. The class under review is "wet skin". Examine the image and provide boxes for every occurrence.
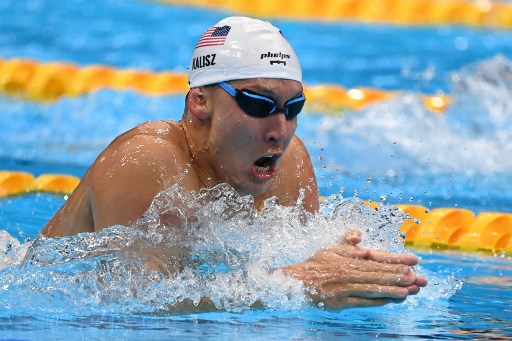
[40,78,427,310]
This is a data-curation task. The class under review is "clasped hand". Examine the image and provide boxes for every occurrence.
[282,230,428,310]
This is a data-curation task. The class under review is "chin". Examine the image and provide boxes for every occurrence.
[234,181,270,198]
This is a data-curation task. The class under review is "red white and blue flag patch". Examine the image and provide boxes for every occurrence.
[195,25,231,49]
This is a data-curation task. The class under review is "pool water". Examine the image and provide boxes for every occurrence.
[1,0,512,339]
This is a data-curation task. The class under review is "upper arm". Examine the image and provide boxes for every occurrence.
[260,135,319,212]
[40,181,94,237]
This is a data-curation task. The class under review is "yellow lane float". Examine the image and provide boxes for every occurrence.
[396,204,512,255]
[0,58,189,102]
[304,85,397,112]
[0,171,36,197]
[0,171,79,196]
[0,57,450,113]
[160,0,512,29]
[453,212,512,253]
[31,174,81,194]
[404,207,476,250]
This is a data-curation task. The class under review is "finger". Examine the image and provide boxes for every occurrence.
[322,297,393,310]
[406,284,420,295]
[341,228,362,245]
[366,249,420,265]
[287,261,423,293]
[292,267,403,288]
[329,283,410,299]
[415,274,428,287]
[326,245,420,267]
[331,255,413,275]
[405,276,428,295]
[308,250,421,280]
[328,267,419,287]
[325,244,370,259]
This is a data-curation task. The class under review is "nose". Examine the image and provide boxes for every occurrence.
[265,112,291,145]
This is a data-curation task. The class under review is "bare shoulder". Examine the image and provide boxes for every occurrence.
[96,120,188,173]
[40,120,193,236]
[257,135,319,212]
[109,120,184,149]
[88,120,192,229]
[283,135,310,165]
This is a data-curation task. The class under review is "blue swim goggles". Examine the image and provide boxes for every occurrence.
[218,81,306,120]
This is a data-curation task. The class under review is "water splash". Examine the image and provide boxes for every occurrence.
[303,55,512,176]
[0,230,31,270]
[0,184,461,315]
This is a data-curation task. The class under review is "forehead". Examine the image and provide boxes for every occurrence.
[230,78,303,99]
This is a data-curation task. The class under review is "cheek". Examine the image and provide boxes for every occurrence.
[285,120,298,142]
[289,120,298,134]
[231,121,258,141]
[224,122,259,160]
[213,119,259,155]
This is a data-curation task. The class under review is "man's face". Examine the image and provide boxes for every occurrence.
[207,78,303,196]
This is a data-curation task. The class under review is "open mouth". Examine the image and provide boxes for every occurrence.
[251,154,279,181]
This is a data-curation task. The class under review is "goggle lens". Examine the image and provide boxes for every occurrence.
[218,82,305,120]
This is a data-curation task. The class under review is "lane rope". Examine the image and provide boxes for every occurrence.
[159,0,512,29]
[370,202,512,256]
[0,171,80,196]
[0,57,450,113]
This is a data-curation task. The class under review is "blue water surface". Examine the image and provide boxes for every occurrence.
[1,0,512,339]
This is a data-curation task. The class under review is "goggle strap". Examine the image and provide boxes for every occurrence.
[218,81,237,97]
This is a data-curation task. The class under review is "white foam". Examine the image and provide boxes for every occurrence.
[0,230,30,271]
[303,55,512,176]
[0,184,461,314]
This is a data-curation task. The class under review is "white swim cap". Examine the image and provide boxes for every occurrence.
[188,16,302,88]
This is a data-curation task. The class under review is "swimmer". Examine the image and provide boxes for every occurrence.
[39,16,427,310]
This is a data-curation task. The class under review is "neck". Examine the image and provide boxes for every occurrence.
[179,118,219,190]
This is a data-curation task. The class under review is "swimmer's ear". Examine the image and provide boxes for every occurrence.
[187,87,211,121]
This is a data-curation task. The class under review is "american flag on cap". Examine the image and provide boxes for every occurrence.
[195,25,231,49]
